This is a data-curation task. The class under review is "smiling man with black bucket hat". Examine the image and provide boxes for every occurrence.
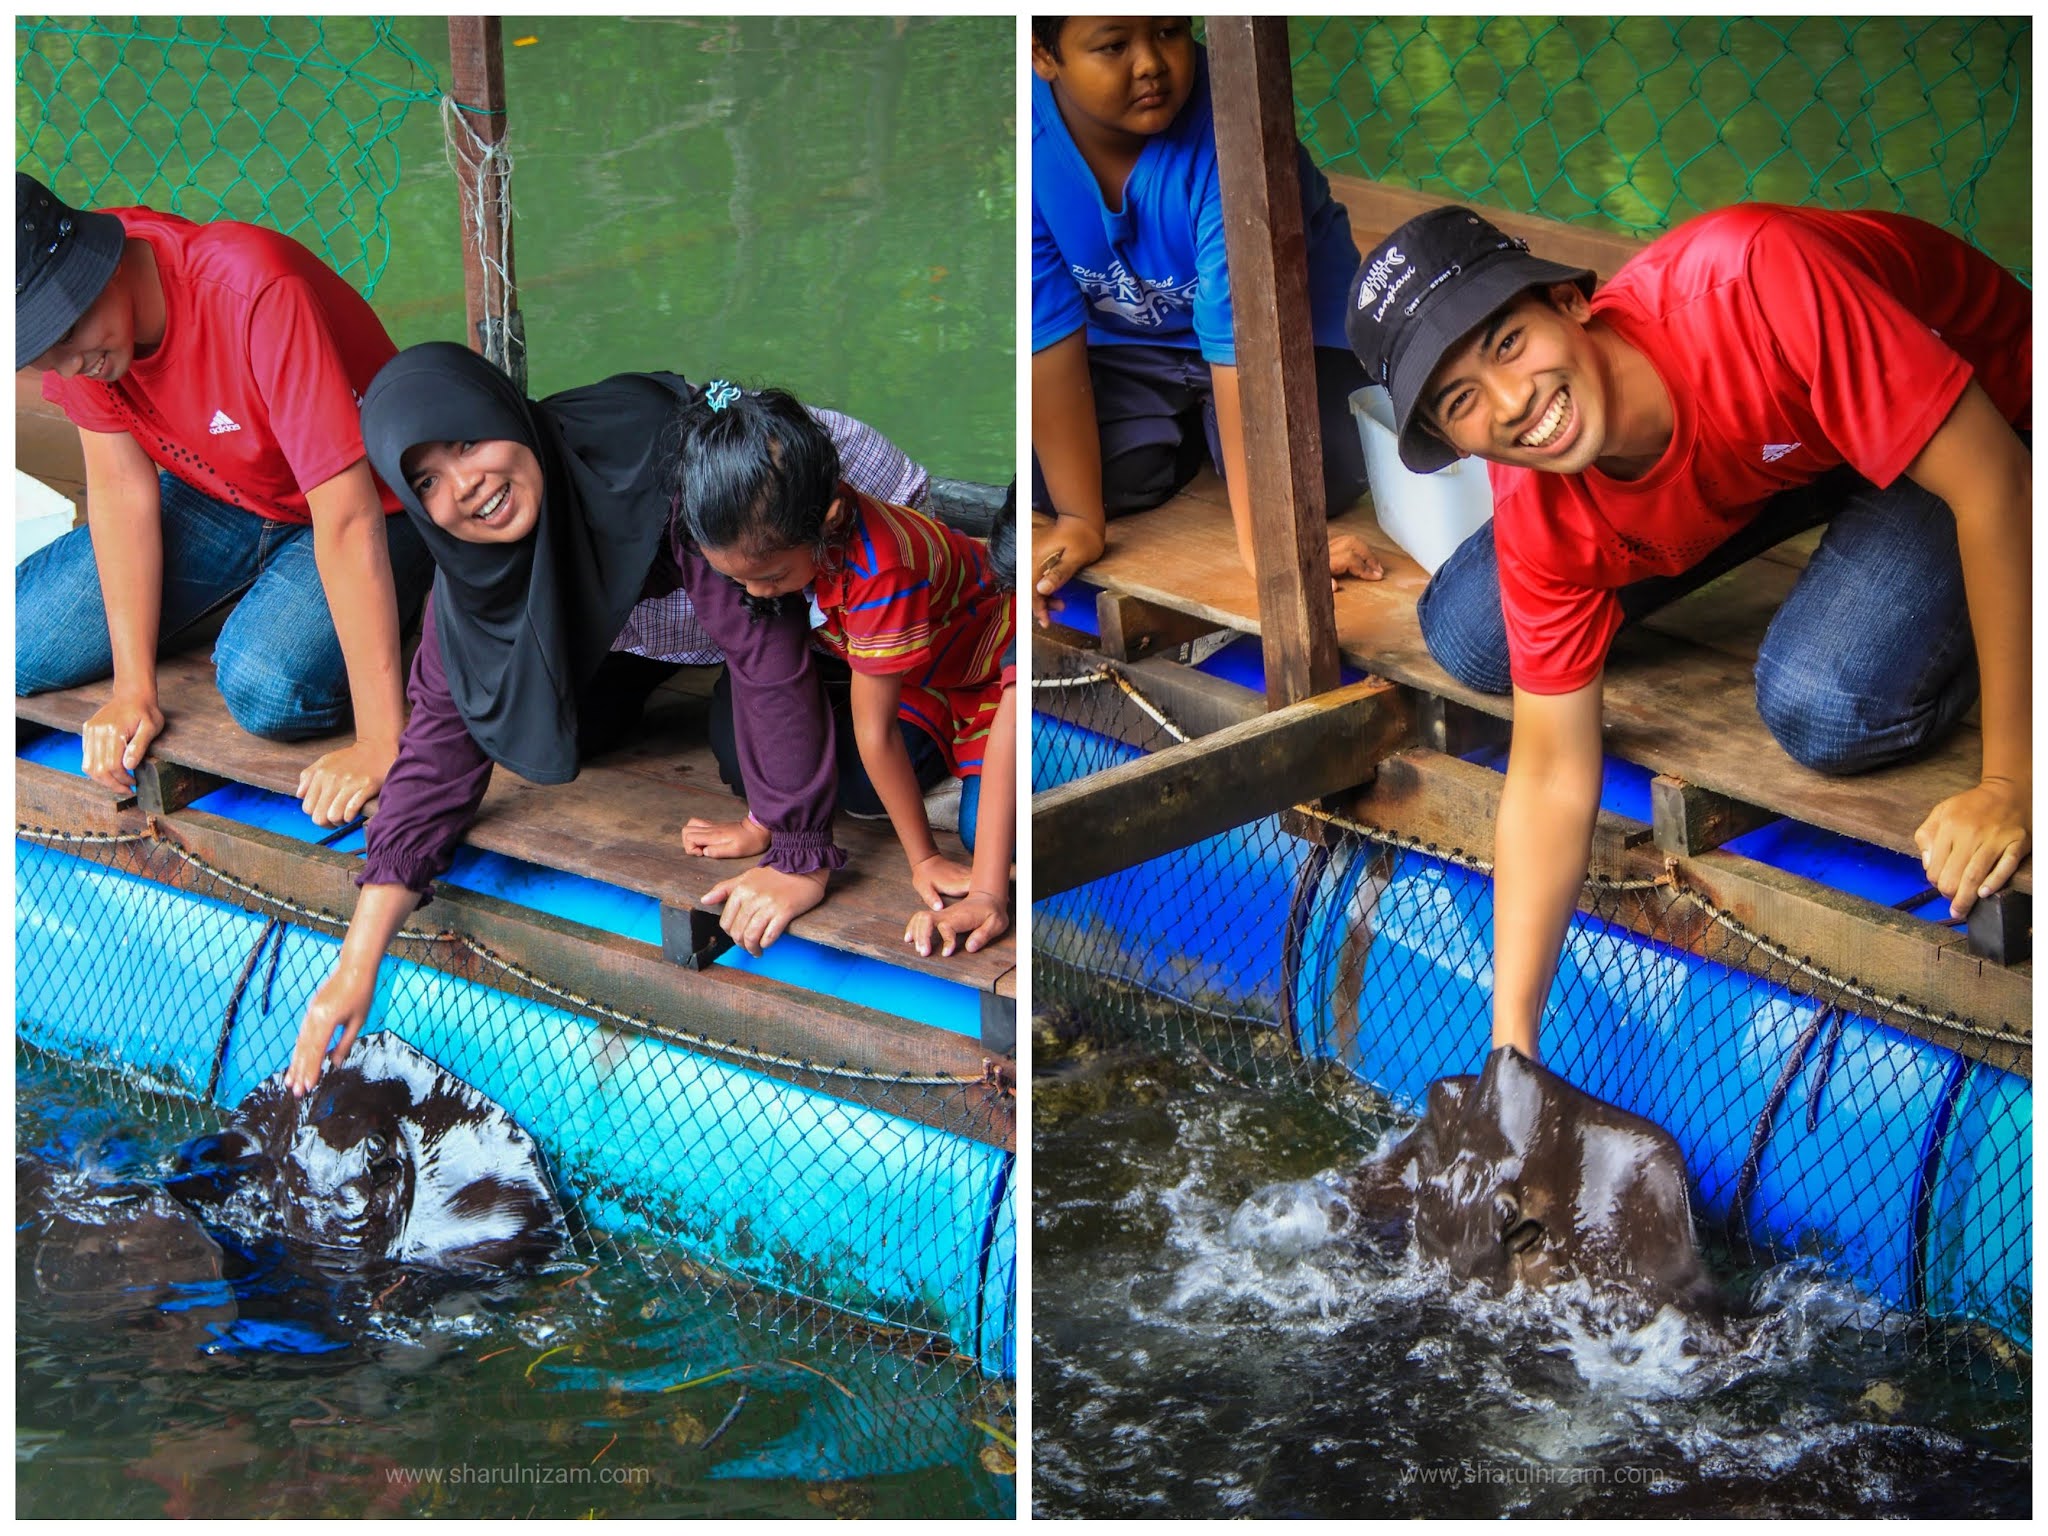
[15,170,435,826]
[1345,202,2030,1066]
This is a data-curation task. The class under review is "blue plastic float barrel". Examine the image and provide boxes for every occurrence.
[1033,714,1303,1013]
[1287,839,2030,1350]
[16,839,1017,1375]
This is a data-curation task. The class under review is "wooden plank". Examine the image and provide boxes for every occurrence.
[1419,695,1510,757]
[17,655,1016,990]
[1096,592,1224,662]
[16,761,1014,1147]
[1326,173,1654,286]
[1061,477,2029,895]
[1206,16,1341,704]
[446,17,524,389]
[1031,629,1264,752]
[1650,773,1778,857]
[1034,676,1411,897]
[1966,891,2031,967]
[1319,747,2029,1061]
[137,759,229,817]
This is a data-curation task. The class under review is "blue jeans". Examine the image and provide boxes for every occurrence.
[960,773,982,856]
[16,471,435,741]
[1414,464,1984,775]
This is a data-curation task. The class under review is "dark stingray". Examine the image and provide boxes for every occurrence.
[17,1154,240,1363]
[168,1032,568,1277]
[1350,1046,1722,1319]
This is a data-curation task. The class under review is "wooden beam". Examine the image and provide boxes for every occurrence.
[16,762,1014,1148]
[1034,677,1411,897]
[1419,694,1511,757]
[1320,747,2029,1063]
[1966,890,2031,967]
[1326,173,1654,286]
[1650,773,1779,857]
[1206,16,1341,705]
[137,759,228,818]
[981,992,1017,1057]
[1032,630,1264,753]
[1096,591,1223,662]
[446,17,525,390]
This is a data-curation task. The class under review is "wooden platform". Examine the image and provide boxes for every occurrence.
[1039,467,2029,900]
[16,652,1015,1000]
[16,381,1013,1008]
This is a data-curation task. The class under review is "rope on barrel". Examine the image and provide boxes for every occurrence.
[1030,665,1190,744]
[1031,663,2025,1050]
[17,820,997,1090]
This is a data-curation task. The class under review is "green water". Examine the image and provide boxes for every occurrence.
[17,15,1015,483]
[17,1051,1016,1519]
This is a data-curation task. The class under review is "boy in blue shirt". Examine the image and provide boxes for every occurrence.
[1031,16,1382,621]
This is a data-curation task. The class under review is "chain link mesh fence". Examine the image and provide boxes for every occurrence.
[15,16,443,295]
[1284,15,2031,281]
[1031,648,2031,1384]
[16,812,1016,1501]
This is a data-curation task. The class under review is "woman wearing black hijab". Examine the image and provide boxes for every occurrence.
[284,343,892,1095]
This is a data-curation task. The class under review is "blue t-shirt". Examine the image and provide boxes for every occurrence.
[1031,48,1360,364]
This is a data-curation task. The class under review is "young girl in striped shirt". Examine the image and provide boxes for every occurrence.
[673,383,1016,953]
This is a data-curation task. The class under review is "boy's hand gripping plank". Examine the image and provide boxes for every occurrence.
[1900,381,2031,918]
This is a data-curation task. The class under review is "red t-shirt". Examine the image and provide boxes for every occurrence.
[1490,205,2032,694]
[42,207,402,524]
[814,492,1014,777]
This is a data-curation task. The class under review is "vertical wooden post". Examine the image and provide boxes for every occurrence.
[446,17,525,391]
[1206,16,1340,707]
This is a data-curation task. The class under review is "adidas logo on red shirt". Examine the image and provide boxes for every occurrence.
[1760,442,1800,463]
[208,409,242,435]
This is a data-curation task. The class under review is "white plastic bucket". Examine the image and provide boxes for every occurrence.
[16,470,78,565]
[1349,386,1493,574]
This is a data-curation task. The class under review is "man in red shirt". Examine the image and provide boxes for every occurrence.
[1345,204,2030,1062]
[15,171,434,825]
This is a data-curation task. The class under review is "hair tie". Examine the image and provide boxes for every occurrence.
[705,380,741,412]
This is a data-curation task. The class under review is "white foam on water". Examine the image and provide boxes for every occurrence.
[1151,1168,1357,1325]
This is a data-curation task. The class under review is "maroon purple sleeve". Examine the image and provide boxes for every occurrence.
[677,538,847,877]
[356,597,496,897]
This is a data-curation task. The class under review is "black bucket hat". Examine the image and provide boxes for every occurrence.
[16,171,127,370]
[1345,206,1595,474]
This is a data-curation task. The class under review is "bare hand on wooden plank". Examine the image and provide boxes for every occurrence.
[80,690,164,793]
[1915,778,2030,919]
[296,740,395,828]
[699,865,828,956]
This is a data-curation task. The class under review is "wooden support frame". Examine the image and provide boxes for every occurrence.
[1419,695,1511,758]
[1034,676,1412,898]
[1967,890,2031,967]
[1650,773,1778,858]
[1206,16,1340,706]
[446,17,525,389]
[1033,629,1265,751]
[18,761,1015,1148]
[1096,592,1224,663]
[137,760,228,818]
[1321,747,2029,1070]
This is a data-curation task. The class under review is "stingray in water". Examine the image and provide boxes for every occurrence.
[167,1032,569,1276]
[23,1035,568,1358]
[1349,1045,1722,1320]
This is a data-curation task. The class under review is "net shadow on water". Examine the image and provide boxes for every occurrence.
[1032,1024,2031,1520]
